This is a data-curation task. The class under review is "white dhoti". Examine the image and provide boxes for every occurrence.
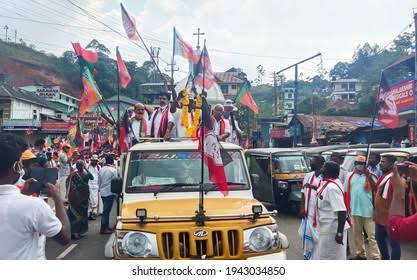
[58,175,68,201]
[88,184,99,215]
[298,217,319,260]
[317,230,347,260]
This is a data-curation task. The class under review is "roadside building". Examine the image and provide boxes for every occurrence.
[329,78,362,104]
[0,83,68,142]
[214,68,246,100]
[282,88,295,115]
[19,85,79,120]
[287,114,373,146]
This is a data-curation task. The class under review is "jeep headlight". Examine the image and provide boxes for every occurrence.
[277,181,288,189]
[116,231,159,258]
[244,224,279,253]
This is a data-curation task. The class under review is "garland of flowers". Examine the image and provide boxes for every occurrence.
[186,93,202,137]
[180,89,190,128]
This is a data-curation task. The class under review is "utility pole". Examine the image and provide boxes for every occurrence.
[276,52,322,147]
[164,61,179,88]
[150,46,161,82]
[273,72,278,116]
[150,47,161,67]
[14,29,17,44]
[193,28,205,50]
[4,25,9,42]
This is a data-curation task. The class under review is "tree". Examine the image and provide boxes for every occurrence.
[86,39,110,55]
[329,62,350,79]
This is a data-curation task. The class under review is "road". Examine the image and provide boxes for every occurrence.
[46,209,417,260]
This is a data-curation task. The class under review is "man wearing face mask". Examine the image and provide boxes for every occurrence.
[344,156,380,260]
[0,134,70,259]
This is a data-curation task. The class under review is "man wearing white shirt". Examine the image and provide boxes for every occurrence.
[212,104,231,142]
[0,134,70,260]
[316,161,350,260]
[299,155,324,260]
[87,154,101,220]
[148,92,175,140]
[129,103,149,145]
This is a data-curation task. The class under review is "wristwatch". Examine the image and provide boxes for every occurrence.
[336,232,343,237]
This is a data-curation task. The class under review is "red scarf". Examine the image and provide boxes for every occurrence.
[211,116,226,135]
[345,169,375,215]
[304,173,320,218]
[375,172,393,200]
[313,178,351,227]
[150,106,169,137]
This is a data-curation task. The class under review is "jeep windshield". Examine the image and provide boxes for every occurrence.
[125,150,249,193]
[273,154,309,173]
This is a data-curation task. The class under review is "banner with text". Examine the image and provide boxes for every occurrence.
[378,78,415,114]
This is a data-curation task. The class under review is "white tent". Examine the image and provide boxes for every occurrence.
[175,76,225,106]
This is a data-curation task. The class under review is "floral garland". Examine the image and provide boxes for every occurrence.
[180,89,190,128]
[186,93,202,138]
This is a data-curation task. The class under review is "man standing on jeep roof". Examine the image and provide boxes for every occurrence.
[148,92,175,141]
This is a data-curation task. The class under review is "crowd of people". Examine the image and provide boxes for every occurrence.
[299,151,417,260]
[0,132,120,259]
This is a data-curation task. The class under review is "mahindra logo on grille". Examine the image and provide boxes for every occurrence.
[193,230,208,238]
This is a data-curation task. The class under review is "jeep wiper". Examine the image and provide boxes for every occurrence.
[153,183,199,196]
[204,182,247,194]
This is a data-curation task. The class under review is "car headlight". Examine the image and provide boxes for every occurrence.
[277,181,288,189]
[116,231,159,258]
[244,224,279,253]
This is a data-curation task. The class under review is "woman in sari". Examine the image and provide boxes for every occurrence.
[66,160,93,239]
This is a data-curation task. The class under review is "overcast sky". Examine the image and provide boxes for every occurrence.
[1,0,416,83]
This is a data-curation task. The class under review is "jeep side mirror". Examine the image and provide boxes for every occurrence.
[250,173,260,184]
[111,177,123,194]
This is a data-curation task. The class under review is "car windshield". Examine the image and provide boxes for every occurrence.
[273,155,309,173]
[125,150,249,193]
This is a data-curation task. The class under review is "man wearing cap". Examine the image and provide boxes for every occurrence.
[58,145,71,201]
[224,100,243,145]
[87,154,100,220]
[344,156,380,260]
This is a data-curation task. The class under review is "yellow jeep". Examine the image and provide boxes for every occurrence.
[107,140,288,260]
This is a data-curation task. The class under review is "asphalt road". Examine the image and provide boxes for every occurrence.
[46,208,417,260]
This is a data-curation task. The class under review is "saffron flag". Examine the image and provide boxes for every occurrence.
[194,45,216,90]
[376,72,399,129]
[116,47,132,88]
[198,96,229,196]
[173,27,198,63]
[120,3,139,41]
[79,67,102,115]
[72,42,98,73]
[235,81,259,113]
[75,120,84,150]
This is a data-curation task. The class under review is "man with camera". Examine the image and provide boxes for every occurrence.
[0,134,70,259]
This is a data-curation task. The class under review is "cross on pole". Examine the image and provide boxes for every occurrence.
[193,28,205,50]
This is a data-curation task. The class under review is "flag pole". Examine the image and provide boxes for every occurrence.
[366,71,383,165]
[116,46,121,155]
[196,40,207,226]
